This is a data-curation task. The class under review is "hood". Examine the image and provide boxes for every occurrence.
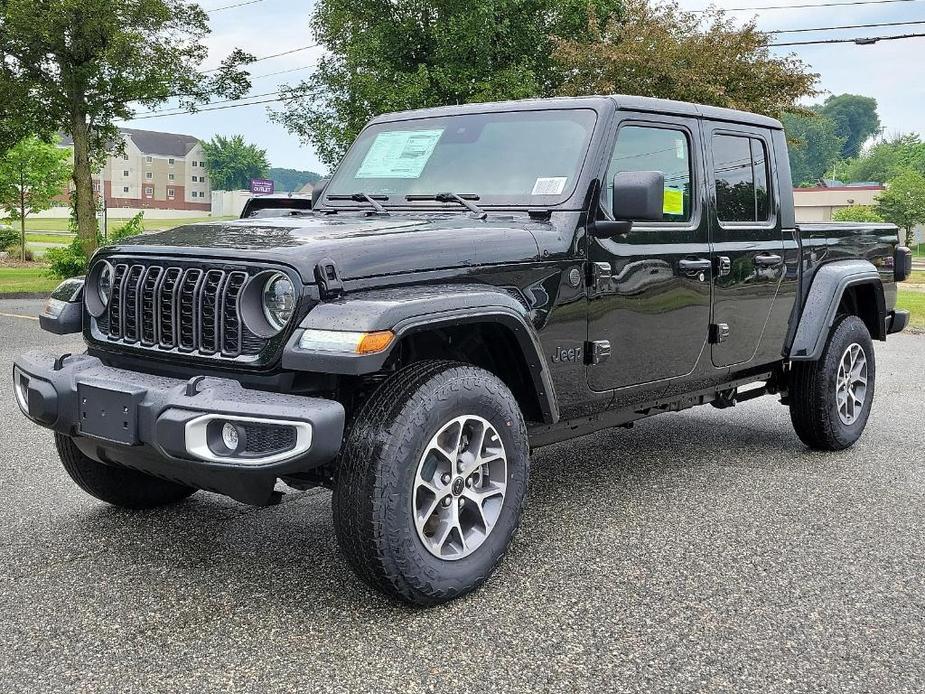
[110,213,542,283]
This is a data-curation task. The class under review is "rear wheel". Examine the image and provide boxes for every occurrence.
[332,360,529,605]
[56,434,196,509]
[789,315,876,451]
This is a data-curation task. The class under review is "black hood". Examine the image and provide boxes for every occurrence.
[109,213,542,283]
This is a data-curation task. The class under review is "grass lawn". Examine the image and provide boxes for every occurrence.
[897,289,925,332]
[908,271,925,285]
[0,266,59,294]
[3,216,225,234]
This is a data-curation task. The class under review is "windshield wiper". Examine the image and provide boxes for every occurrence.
[406,192,487,220]
[327,192,390,215]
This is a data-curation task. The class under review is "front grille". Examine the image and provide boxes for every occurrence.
[95,261,269,360]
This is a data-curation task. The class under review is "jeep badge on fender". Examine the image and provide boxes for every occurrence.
[14,95,911,606]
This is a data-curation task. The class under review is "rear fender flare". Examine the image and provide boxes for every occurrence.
[788,260,885,361]
[282,284,559,423]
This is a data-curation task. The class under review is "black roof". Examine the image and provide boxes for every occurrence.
[370,95,783,130]
[60,128,201,157]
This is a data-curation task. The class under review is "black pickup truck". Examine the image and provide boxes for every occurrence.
[15,96,912,605]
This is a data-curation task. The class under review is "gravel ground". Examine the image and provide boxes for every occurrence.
[2,299,924,693]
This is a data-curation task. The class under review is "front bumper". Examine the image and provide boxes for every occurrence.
[12,351,345,505]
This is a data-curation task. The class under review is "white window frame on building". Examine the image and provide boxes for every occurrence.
[123,170,129,177]
[145,156,153,164]
[145,172,153,180]
[167,187,175,199]
[168,173,175,181]
[144,187,154,198]
[168,158,175,166]
[122,186,130,193]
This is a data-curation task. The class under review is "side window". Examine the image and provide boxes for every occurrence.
[713,134,771,223]
[605,125,692,223]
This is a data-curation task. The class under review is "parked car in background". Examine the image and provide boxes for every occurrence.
[240,193,312,219]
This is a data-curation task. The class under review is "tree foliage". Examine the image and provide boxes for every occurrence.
[782,112,844,187]
[876,170,925,246]
[0,135,72,260]
[553,0,818,116]
[202,135,270,190]
[831,205,883,223]
[0,0,252,255]
[45,212,144,279]
[269,167,323,193]
[272,0,622,168]
[819,94,880,160]
[841,134,925,183]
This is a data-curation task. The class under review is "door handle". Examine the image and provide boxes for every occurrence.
[678,258,712,273]
[754,253,783,268]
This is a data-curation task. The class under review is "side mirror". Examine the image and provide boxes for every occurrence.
[612,171,665,222]
[312,178,330,208]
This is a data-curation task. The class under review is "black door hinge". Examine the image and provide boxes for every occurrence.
[588,261,612,294]
[314,257,344,300]
[710,323,730,344]
[585,340,611,365]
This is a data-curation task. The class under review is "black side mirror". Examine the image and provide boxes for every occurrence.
[612,171,665,222]
[312,178,330,208]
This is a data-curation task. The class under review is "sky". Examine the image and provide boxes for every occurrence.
[117,0,925,175]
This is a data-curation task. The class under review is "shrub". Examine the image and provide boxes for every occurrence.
[0,225,18,253]
[46,213,146,279]
[832,205,883,223]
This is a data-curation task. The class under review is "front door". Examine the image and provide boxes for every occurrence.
[704,124,786,367]
[587,116,712,391]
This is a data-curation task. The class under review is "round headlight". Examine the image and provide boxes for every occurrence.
[262,272,295,333]
[97,261,114,306]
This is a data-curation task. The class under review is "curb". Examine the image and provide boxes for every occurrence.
[0,292,49,300]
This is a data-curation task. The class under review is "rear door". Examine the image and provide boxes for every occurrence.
[704,124,786,367]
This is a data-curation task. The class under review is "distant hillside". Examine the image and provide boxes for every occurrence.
[269,167,324,193]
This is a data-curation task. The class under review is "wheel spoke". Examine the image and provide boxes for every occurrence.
[412,414,508,561]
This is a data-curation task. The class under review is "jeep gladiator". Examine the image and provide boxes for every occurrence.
[14,96,913,605]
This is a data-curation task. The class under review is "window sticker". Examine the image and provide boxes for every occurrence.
[531,177,568,196]
[663,187,684,215]
[356,129,444,179]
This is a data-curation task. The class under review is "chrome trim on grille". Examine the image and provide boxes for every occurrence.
[95,261,267,360]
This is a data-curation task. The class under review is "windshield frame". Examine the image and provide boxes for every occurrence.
[319,103,610,213]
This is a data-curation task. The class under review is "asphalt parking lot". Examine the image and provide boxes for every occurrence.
[2,298,924,693]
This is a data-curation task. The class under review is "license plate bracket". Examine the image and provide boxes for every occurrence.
[77,382,146,445]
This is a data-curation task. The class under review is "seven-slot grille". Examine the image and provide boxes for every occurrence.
[97,261,265,359]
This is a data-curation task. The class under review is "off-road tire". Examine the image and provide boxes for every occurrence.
[332,360,529,606]
[789,315,876,451]
[55,434,196,509]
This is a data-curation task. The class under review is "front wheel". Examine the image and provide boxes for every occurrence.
[332,361,529,606]
[789,315,876,451]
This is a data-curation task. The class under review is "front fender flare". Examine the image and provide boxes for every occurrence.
[282,284,559,423]
[788,259,885,361]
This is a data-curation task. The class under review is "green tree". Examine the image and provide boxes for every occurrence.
[0,135,72,260]
[553,0,818,116]
[841,134,925,183]
[202,135,270,190]
[0,0,252,256]
[782,112,844,187]
[820,94,880,159]
[832,205,883,223]
[876,170,925,246]
[269,167,323,193]
[272,0,622,168]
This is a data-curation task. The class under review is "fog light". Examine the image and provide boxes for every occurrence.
[221,422,240,452]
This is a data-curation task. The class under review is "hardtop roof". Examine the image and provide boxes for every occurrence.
[369,95,783,130]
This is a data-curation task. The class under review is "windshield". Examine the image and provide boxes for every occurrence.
[325,108,598,207]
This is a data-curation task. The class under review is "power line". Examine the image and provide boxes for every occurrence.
[201,43,318,73]
[771,30,925,44]
[700,0,924,11]
[128,95,294,120]
[771,18,925,33]
[205,0,265,12]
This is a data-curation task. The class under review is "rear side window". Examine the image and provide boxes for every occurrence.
[713,134,771,223]
[605,125,692,223]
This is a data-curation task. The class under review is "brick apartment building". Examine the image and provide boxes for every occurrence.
[62,128,211,212]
